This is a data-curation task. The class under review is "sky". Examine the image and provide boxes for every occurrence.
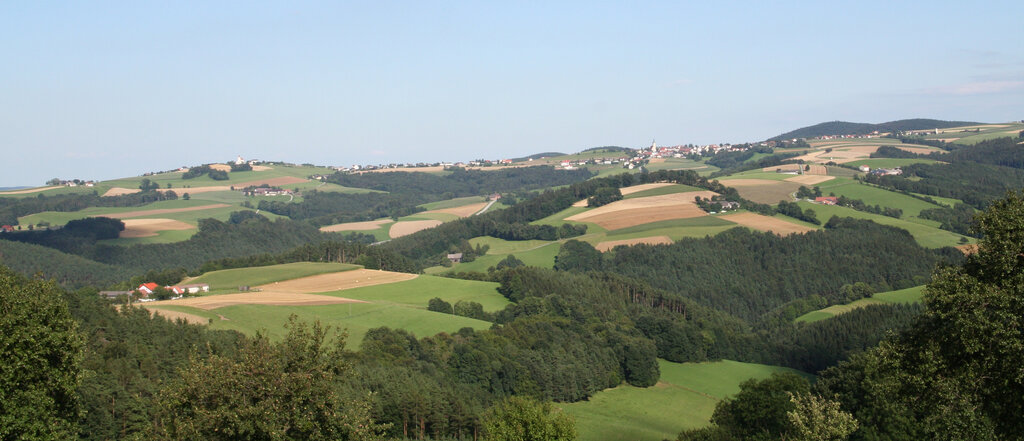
[2,1,1023,186]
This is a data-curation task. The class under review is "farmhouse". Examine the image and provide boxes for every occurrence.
[858,165,870,172]
[0,225,14,233]
[245,187,293,196]
[447,253,463,263]
[815,196,838,205]
[136,282,159,296]
[180,283,210,294]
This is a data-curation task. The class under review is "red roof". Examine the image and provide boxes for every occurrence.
[139,282,159,291]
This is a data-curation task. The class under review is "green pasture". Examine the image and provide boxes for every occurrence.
[0,185,101,199]
[204,302,494,347]
[953,130,1022,145]
[561,359,811,441]
[719,170,797,181]
[845,158,942,169]
[599,216,738,242]
[186,262,360,293]
[644,158,714,173]
[795,285,926,323]
[796,202,965,248]
[814,179,944,217]
[333,275,509,311]
[101,164,336,189]
[18,198,246,226]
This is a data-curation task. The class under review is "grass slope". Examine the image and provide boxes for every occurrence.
[333,275,510,312]
[796,202,965,248]
[186,262,360,293]
[795,285,926,323]
[561,359,811,441]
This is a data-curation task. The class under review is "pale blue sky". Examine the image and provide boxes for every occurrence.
[2,1,1022,186]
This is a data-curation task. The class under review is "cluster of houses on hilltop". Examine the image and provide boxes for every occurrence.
[857,165,903,175]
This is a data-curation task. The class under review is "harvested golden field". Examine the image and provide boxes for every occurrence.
[596,235,673,252]
[423,202,489,218]
[159,186,231,194]
[256,269,418,293]
[146,292,365,310]
[565,191,716,230]
[720,180,801,204]
[208,163,232,172]
[719,212,815,236]
[103,187,141,196]
[143,307,209,324]
[0,186,59,195]
[319,219,393,232]
[99,204,230,219]
[784,175,835,185]
[251,165,273,171]
[763,164,828,175]
[390,220,442,237]
[120,218,195,238]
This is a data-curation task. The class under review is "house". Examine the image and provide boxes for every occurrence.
[815,197,838,205]
[168,286,188,295]
[858,165,870,172]
[447,253,463,264]
[719,201,740,210]
[99,290,131,298]
[136,282,159,297]
[180,283,210,294]
[0,225,14,233]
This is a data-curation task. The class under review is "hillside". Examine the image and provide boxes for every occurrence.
[768,118,980,140]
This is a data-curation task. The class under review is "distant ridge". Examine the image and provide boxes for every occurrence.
[768,118,980,141]
[509,152,565,162]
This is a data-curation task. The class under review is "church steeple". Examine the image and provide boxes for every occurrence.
[650,139,657,152]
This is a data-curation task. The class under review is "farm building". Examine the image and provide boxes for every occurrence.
[180,283,210,294]
[136,283,159,296]
[815,196,838,205]
[447,253,463,263]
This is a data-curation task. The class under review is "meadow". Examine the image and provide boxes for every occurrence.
[560,359,811,441]
[795,285,926,323]
[185,262,360,293]
[795,201,965,248]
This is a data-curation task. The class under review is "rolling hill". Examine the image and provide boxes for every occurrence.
[768,118,980,141]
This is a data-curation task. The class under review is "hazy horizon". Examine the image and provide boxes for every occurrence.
[3,1,1023,186]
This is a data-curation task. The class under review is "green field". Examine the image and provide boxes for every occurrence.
[845,158,942,168]
[796,201,965,248]
[337,275,510,312]
[814,178,944,217]
[795,285,926,323]
[149,269,508,346]
[18,198,249,227]
[185,262,360,293]
[202,302,494,347]
[561,359,811,441]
